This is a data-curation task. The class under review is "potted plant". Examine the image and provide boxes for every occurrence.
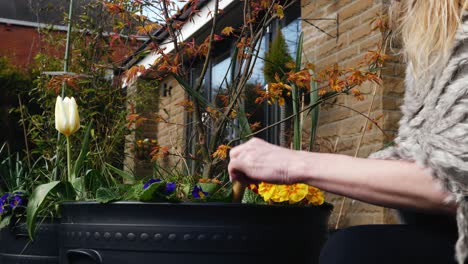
[0,143,59,264]
[29,96,332,263]
[23,0,388,263]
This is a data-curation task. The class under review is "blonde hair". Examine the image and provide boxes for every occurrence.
[390,0,468,77]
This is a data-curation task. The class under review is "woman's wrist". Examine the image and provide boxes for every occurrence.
[289,150,324,185]
[292,151,356,186]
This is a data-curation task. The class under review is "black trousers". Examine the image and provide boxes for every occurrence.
[319,224,459,264]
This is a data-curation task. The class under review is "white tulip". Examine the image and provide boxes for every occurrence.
[55,96,80,136]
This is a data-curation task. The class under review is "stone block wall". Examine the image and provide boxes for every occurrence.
[301,0,405,227]
[124,76,186,177]
[153,76,186,169]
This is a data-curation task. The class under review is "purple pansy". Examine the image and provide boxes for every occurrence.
[0,193,10,214]
[143,179,176,194]
[192,186,209,199]
[166,182,176,194]
[0,200,6,214]
[143,179,162,190]
[9,194,22,209]
[1,193,9,202]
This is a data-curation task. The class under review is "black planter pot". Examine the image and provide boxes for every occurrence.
[60,202,332,264]
[0,219,59,264]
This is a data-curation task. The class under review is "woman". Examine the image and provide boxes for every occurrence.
[228,1,468,263]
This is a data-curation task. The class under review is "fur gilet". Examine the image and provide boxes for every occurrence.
[369,16,468,264]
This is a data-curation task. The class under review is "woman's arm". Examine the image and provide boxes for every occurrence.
[228,138,457,214]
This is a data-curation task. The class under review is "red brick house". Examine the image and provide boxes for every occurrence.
[0,0,144,151]
[0,0,74,68]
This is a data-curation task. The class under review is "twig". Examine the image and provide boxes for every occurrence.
[169,125,190,175]
[205,0,288,177]
[322,102,388,138]
[194,0,221,176]
[17,95,31,168]
[334,33,390,229]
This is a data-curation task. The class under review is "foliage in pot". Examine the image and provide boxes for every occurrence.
[18,0,390,263]
[0,143,59,263]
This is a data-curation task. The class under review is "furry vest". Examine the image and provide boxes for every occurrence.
[369,16,468,264]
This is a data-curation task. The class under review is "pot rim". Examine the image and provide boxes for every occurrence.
[61,201,333,211]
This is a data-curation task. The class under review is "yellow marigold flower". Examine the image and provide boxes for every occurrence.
[306,186,325,206]
[270,185,288,203]
[286,183,309,204]
[258,182,276,202]
[258,182,325,205]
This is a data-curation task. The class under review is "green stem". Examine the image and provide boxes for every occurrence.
[55,0,74,181]
[66,136,72,182]
[292,84,301,150]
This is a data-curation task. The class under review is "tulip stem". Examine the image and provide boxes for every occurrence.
[66,136,72,182]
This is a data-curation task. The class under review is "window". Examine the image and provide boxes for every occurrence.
[186,1,302,160]
[210,54,231,102]
[281,3,302,58]
[244,1,301,146]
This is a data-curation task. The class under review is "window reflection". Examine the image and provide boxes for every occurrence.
[281,18,301,57]
[211,55,231,102]
[248,34,268,85]
[187,1,301,149]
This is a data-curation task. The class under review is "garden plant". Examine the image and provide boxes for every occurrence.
[0,0,391,263]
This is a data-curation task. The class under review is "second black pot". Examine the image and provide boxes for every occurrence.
[0,219,59,264]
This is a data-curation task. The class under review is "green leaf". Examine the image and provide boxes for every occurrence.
[295,33,304,71]
[96,187,122,203]
[291,84,301,150]
[72,121,93,181]
[172,74,218,112]
[241,188,266,205]
[165,192,180,203]
[237,102,252,139]
[105,163,135,183]
[26,181,75,239]
[198,182,220,194]
[71,177,85,200]
[139,181,165,202]
[291,32,304,151]
[181,184,191,197]
[84,169,108,194]
[123,183,144,201]
[0,215,11,229]
[206,186,233,203]
[308,69,319,152]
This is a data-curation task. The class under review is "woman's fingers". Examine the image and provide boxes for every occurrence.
[229,145,241,159]
[228,159,242,182]
[228,137,294,184]
[228,159,259,185]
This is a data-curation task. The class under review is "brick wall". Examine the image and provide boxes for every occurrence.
[301,0,405,227]
[154,76,186,169]
[0,23,140,69]
[0,24,59,68]
[124,76,186,177]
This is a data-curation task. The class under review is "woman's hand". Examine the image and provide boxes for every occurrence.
[228,138,304,185]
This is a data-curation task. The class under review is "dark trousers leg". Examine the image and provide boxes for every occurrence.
[319,225,459,264]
